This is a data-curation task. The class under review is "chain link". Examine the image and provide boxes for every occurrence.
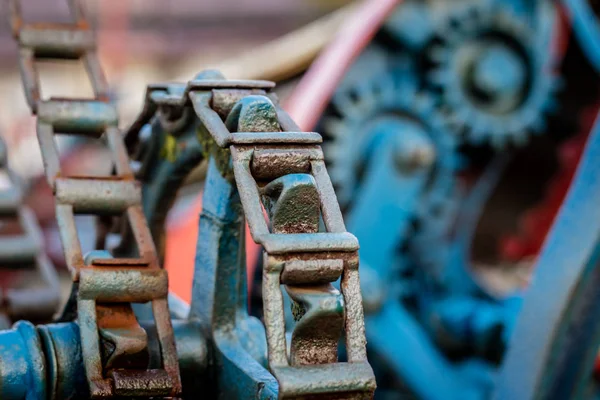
[8,0,181,397]
[226,97,375,399]
[0,136,60,329]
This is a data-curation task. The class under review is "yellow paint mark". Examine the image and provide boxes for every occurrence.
[160,134,178,162]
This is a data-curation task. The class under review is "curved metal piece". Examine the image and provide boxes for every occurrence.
[286,284,344,366]
[496,112,600,400]
[564,0,600,73]
[189,155,277,398]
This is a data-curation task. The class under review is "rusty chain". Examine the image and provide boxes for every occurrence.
[7,0,374,396]
[125,72,376,398]
[8,0,181,398]
[0,136,60,329]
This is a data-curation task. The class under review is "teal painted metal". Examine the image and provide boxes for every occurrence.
[564,0,600,73]
[189,155,278,398]
[312,0,567,398]
[0,322,46,399]
[497,112,600,399]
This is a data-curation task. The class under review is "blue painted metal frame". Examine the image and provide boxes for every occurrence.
[189,156,278,398]
[497,112,600,399]
[564,0,600,73]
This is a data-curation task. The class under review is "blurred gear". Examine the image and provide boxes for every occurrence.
[320,48,460,210]
[427,1,560,148]
[320,48,462,307]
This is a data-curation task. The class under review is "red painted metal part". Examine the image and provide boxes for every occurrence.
[164,196,260,303]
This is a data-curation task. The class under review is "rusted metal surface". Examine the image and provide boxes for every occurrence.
[222,85,374,398]
[0,319,208,400]
[0,135,60,329]
[1,61,375,399]
[8,0,181,397]
[122,71,376,398]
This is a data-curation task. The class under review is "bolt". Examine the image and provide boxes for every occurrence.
[394,128,437,172]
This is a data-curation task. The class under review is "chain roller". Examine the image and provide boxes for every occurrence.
[8,0,181,397]
[0,136,60,328]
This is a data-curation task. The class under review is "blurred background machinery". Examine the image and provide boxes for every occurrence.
[299,0,600,398]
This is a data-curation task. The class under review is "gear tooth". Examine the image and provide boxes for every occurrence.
[505,118,522,135]
[491,119,507,136]
[512,129,529,146]
[333,93,362,119]
[457,107,473,125]
[414,94,433,114]
[384,76,402,102]
[493,132,510,149]
[462,16,479,33]
[429,45,449,63]
[544,97,559,114]
[446,121,463,136]
[421,95,436,113]
[356,80,376,102]
[470,120,487,139]
[331,94,351,117]
[446,112,466,133]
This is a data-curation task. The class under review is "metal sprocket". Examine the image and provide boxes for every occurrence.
[427,1,561,148]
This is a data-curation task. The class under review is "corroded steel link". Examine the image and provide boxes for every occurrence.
[225,101,375,399]
[8,0,181,398]
[188,78,374,398]
[124,73,375,397]
[0,136,60,329]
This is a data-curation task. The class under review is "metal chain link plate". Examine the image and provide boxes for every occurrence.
[8,0,181,397]
[0,136,60,329]
[125,73,376,398]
